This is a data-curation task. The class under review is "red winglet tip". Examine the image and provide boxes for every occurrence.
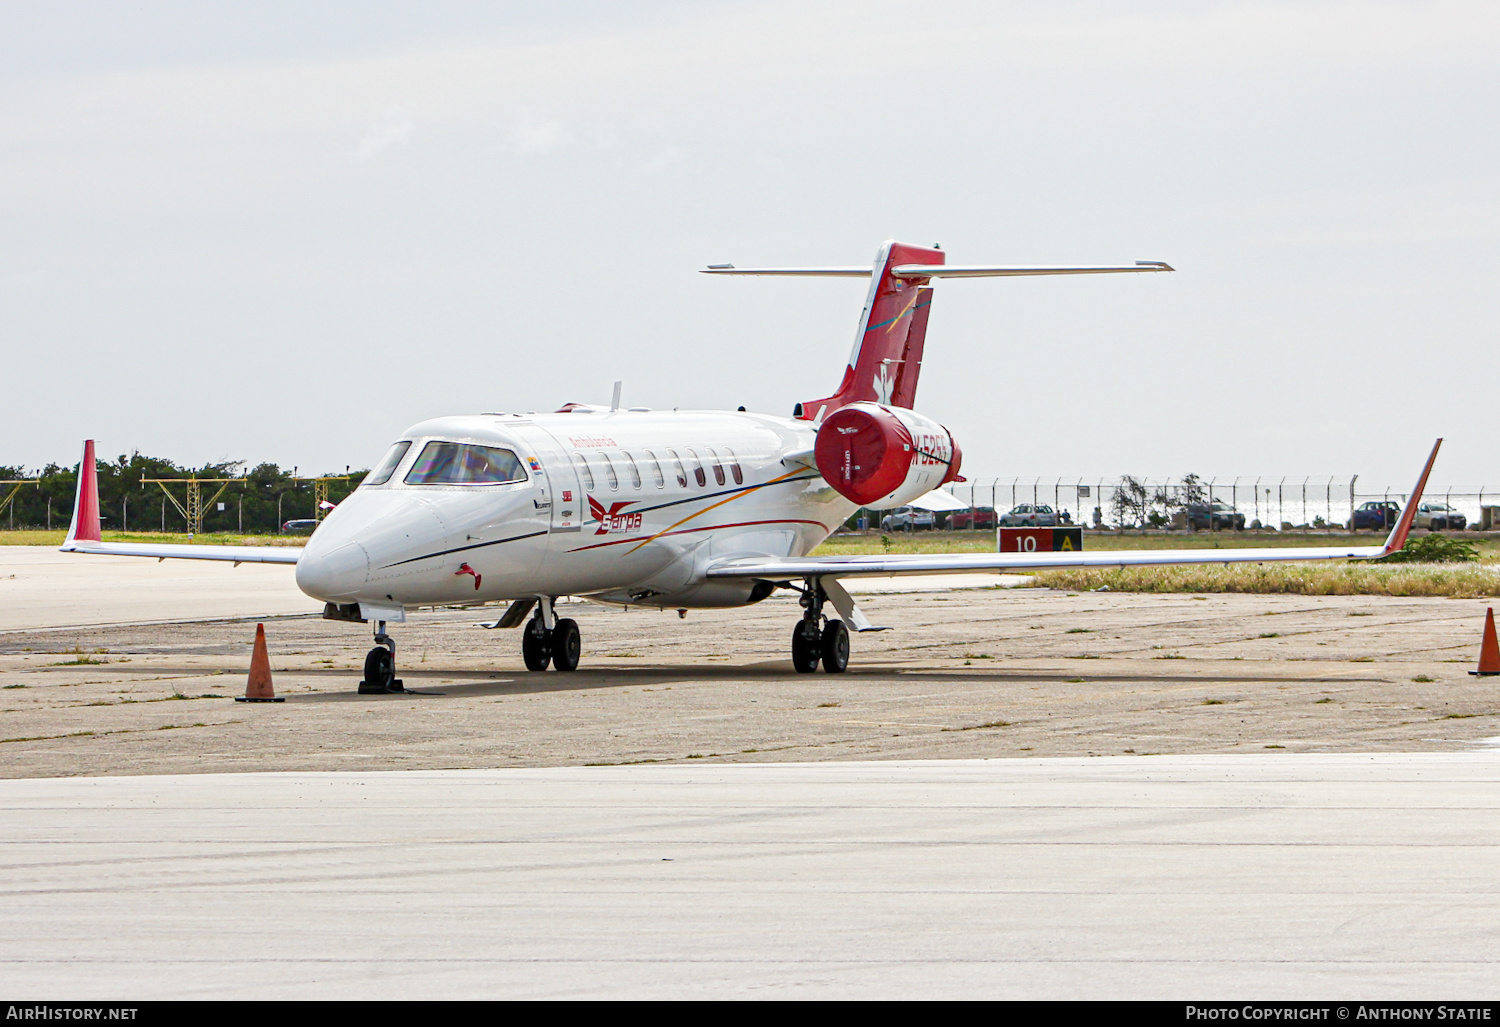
[66,439,102,545]
[1382,438,1442,556]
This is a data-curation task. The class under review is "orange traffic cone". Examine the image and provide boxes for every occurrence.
[235,623,286,702]
[1470,608,1500,677]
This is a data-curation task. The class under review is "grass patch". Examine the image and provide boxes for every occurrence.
[1377,534,1478,564]
[0,530,302,548]
[1412,675,1435,683]
[1029,562,1500,598]
[1154,653,1185,660]
[1259,632,1281,638]
[816,702,840,708]
[1201,698,1226,705]
[1065,628,1091,634]
[1443,713,1478,719]
[942,720,1011,732]
[1065,677,1085,683]
[3,684,27,689]
[49,646,109,666]
[1265,744,1286,749]
[1315,697,1335,704]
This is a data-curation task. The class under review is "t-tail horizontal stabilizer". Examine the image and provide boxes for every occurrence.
[704,241,1173,421]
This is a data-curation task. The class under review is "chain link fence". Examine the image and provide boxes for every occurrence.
[938,477,1500,530]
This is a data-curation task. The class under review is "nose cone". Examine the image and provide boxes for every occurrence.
[295,539,370,601]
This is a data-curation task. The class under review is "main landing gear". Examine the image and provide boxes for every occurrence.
[522,597,580,672]
[358,620,405,694]
[790,578,849,674]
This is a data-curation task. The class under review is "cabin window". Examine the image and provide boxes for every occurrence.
[404,441,527,485]
[622,451,642,489]
[723,447,743,485]
[643,450,666,489]
[666,449,688,488]
[597,451,619,491]
[364,441,412,486]
[705,447,726,486]
[572,451,595,491]
[685,448,707,488]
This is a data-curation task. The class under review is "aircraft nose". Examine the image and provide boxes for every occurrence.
[294,540,370,601]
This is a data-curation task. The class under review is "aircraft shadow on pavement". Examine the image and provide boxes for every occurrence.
[290,662,1385,700]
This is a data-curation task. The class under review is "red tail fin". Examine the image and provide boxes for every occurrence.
[65,439,102,544]
[795,241,943,421]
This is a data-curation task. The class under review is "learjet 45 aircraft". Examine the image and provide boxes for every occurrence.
[60,240,1441,691]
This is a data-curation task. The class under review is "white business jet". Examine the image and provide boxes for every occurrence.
[61,241,1441,692]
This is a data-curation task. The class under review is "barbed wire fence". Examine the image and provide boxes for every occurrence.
[938,477,1500,530]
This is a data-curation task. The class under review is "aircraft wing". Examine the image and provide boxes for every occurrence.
[59,440,303,565]
[60,539,301,564]
[708,440,1442,581]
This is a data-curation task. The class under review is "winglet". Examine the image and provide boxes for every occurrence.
[1379,439,1442,556]
[63,439,102,547]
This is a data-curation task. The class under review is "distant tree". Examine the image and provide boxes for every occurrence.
[1112,476,1149,528]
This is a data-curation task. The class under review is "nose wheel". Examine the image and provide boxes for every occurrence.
[358,622,404,694]
[790,579,850,673]
[522,599,581,672]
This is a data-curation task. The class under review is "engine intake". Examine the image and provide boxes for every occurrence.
[813,402,962,507]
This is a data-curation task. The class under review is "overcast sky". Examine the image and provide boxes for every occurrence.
[2,1,1496,492]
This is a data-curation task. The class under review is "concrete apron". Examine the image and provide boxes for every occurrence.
[2,753,1498,999]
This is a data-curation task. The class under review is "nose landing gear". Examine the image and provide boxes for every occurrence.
[791,578,849,674]
[358,621,404,694]
[521,598,581,672]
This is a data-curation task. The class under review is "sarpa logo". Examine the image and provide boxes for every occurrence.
[588,496,643,535]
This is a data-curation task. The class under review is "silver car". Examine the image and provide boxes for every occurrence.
[998,504,1059,527]
[880,506,936,532]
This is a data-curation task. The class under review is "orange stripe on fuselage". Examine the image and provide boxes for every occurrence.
[618,467,815,555]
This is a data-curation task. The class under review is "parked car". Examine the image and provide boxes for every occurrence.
[948,507,997,530]
[880,506,935,532]
[1183,501,1245,531]
[1351,501,1400,530]
[280,519,319,534]
[998,504,1060,527]
[1412,502,1466,531]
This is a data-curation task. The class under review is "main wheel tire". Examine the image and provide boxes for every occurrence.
[551,618,581,672]
[820,619,849,673]
[362,646,394,692]
[791,621,821,673]
[522,618,551,671]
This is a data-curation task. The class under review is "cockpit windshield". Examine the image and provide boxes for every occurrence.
[404,441,527,486]
[363,441,412,486]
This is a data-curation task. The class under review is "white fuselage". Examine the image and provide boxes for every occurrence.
[294,409,856,610]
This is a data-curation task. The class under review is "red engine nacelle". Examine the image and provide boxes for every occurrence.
[813,402,963,508]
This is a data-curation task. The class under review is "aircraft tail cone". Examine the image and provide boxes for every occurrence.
[236,623,286,702]
[1470,608,1500,677]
